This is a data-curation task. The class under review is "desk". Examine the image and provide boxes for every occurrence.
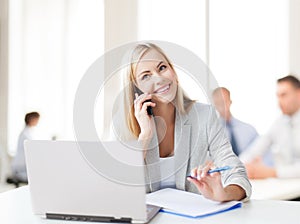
[251,178,300,200]
[1,186,299,224]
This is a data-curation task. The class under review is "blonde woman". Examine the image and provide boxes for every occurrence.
[112,43,251,202]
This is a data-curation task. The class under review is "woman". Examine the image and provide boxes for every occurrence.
[113,43,251,202]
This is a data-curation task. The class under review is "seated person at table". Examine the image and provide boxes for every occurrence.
[112,42,251,202]
[240,75,300,179]
[11,112,40,182]
[212,87,258,156]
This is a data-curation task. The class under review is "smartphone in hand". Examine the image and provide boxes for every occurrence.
[133,85,153,116]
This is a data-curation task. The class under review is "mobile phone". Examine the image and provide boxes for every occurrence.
[133,85,153,116]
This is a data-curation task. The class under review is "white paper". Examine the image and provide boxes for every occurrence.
[146,188,241,217]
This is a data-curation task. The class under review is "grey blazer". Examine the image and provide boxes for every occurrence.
[144,103,252,200]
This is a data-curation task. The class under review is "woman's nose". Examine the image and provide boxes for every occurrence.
[152,74,165,85]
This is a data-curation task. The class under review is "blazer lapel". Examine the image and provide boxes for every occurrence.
[145,109,192,192]
[175,110,191,190]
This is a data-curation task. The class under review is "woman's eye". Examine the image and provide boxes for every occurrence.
[141,74,150,80]
[159,65,167,71]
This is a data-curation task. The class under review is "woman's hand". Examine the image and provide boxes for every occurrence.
[187,161,246,202]
[134,93,156,140]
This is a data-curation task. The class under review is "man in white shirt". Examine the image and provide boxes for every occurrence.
[240,75,300,179]
[11,112,40,182]
[212,87,258,156]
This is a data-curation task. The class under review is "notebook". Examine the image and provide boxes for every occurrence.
[146,188,242,219]
[24,140,160,223]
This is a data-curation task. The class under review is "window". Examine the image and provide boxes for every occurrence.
[8,0,104,154]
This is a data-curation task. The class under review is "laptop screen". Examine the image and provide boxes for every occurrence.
[25,140,151,223]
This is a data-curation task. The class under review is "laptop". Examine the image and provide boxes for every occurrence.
[24,140,160,223]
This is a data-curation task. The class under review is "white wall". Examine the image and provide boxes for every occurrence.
[0,0,9,150]
[289,0,300,76]
[100,0,138,140]
[138,0,208,102]
[0,0,10,182]
[209,0,289,134]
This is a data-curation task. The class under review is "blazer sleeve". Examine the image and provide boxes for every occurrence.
[206,106,252,201]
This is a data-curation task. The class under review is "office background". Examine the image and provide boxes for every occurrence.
[0,0,300,158]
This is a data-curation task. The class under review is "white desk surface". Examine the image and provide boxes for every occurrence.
[251,178,300,200]
[1,186,300,224]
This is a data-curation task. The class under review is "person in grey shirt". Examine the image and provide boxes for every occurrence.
[11,112,40,182]
[112,43,251,202]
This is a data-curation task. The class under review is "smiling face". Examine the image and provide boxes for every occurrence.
[134,49,177,104]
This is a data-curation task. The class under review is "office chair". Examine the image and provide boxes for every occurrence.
[6,176,28,188]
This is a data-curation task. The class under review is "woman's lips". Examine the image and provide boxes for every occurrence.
[154,84,170,94]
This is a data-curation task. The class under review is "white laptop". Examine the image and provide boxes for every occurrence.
[24,140,160,223]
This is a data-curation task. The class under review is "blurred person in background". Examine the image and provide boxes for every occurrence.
[11,112,40,182]
[212,87,258,156]
[240,75,300,179]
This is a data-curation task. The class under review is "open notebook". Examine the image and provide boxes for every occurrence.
[146,188,242,219]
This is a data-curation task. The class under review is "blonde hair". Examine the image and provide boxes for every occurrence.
[117,43,195,139]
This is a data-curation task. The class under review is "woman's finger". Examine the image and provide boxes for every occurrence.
[197,164,204,180]
[201,161,214,177]
[134,94,152,109]
[191,167,198,178]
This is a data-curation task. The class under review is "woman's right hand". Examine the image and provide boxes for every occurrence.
[134,93,156,140]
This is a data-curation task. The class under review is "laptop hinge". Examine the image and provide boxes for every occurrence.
[46,213,132,223]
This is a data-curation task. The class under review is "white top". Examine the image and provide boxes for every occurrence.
[11,126,37,180]
[240,109,300,178]
[159,156,176,189]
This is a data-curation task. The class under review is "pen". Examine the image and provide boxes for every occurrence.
[187,166,232,179]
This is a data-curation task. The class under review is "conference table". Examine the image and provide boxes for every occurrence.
[1,185,300,224]
[250,178,300,200]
